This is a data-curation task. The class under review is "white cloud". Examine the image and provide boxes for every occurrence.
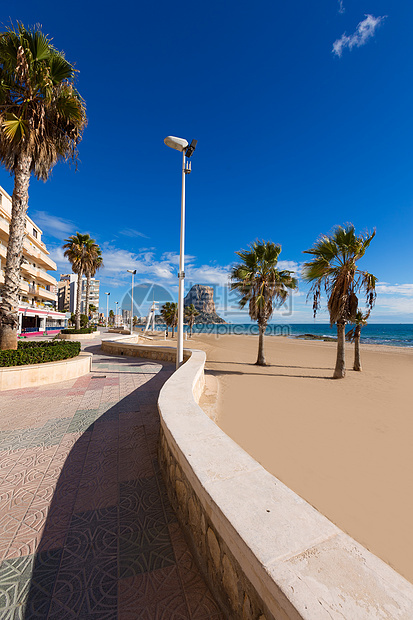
[66,243,232,291]
[119,228,149,239]
[338,0,345,15]
[374,296,413,316]
[332,14,385,57]
[160,251,196,266]
[186,264,231,287]
[278,260,302,277]
[31,211,75,239]
[47,245,71,274]
[376,283,413,297]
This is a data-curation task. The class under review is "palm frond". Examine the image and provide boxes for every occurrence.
[230,240,297,325]
[0,22,87,179]
[2,113,28,142]
[302,224,377,323]
[49,53,73,85]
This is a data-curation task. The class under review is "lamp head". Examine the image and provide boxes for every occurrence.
[127,269,137,275]
[105,292,110,296]
[185,139,197,158]
[164,136,188,152]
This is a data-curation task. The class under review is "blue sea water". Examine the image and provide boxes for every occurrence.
[189,323,413,348]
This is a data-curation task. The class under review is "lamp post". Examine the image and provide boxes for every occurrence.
[115,301,119,326]
[164,136,197,368]
[127,269,136,335]
[105,292,110,327]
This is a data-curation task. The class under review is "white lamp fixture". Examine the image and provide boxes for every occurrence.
[164,136,188,151]
[127,269,137,335]
[164,135,197,368]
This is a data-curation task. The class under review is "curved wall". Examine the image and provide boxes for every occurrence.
[58,332,97,340]
[103,339,413,619]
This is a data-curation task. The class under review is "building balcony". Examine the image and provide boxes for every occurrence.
[37,270,57,287]
[0,214,9,239]
[23,240,56,270]
[34,267,56,287]
[1,272,29,295]
[21,262,37,278]
[36,287,57,302]
[21,263,57,286]
[20,264,56,288]
[0,240,6,259]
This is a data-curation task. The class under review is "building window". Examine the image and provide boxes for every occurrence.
[32,228,38,238]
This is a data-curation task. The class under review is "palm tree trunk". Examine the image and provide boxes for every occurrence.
[333,320,346,378]
[189,319,193,338]
[85,274,91,322]
[171,323,175,338]
[353,326,362,371]
[256,322,267,366]
[75,272,83,330]
[0,154,32,350]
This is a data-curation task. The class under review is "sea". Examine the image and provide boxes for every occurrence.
[187,323,413,348]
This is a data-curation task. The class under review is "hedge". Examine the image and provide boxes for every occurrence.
[0,340,81,367]
[61,327,96,334]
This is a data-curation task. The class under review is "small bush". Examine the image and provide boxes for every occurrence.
[0,340,81,367]
[61,327,96,334]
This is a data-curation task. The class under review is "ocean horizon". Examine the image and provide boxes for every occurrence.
[186,323,413,348]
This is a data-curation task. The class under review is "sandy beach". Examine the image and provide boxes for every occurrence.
[187,333,413,583]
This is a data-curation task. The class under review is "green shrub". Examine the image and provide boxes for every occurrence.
[69,313,89,327]
[0,340,81,367]
[61,327,96,334]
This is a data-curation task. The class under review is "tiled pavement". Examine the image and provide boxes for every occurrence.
[0,341,223,619]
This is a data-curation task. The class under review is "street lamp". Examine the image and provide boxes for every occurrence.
[127,269,136,335]
[105,292,110,327]
[115,301,119,326]
[164,136,197,368]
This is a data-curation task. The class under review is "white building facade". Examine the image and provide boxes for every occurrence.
[0,186,66,335]
[59,274,100,319]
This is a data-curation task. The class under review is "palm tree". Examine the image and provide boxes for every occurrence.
[62,233,95,330]
[231,240,298,366]
[88,303,97,317]
[84,245,103,322]
[161,302,178,337]
[346,309,370,371]
[302,225,377,379]
[0,23,86,349]
[185,304,199,338]
[160,303,170,336]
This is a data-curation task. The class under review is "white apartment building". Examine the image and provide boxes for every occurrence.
[59,274,100,318]
[0,186,66,334]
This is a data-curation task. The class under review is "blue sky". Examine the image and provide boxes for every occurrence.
[1,0,412,322]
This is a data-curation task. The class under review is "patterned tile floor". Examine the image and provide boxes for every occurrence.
[0,338,223,619]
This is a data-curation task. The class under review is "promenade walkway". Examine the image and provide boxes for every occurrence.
[0,337,223,618]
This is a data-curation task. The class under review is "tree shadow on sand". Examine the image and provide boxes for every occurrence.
[206,360,333,371]
[205,368,334,381]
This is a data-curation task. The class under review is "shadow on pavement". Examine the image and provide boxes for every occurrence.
[21,364,222,618]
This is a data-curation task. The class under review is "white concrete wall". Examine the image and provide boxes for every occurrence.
[91,338,413,619]
[0,352,92,391]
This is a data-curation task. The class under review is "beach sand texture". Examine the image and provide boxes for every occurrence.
[190,333,413,584]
